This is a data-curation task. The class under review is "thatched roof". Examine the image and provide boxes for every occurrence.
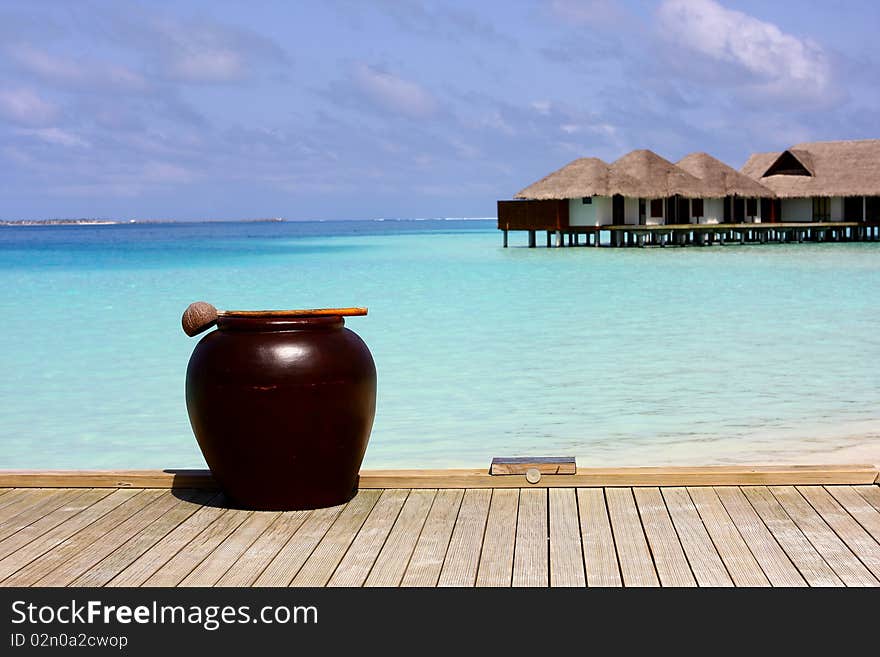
[741,139,880,198]
[516,149,717,200]
[677,152,773,198]
[514,157,643,200]
[608,149,708,198]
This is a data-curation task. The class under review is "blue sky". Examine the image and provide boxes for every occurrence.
[2,0,879,220]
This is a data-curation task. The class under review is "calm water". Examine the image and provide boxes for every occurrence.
[1,220,878,469]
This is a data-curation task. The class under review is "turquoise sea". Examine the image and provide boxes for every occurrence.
[1,219,878,469]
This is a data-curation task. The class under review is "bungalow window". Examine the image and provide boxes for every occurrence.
[650,199,663,218]
[844,196,864,221]
[582,196,592,204]
[812,197,830,221]
[746,198,758,217]
[691,199,704,218]
[866,196,880,222]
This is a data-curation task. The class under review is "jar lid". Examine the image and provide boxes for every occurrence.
[183,301,367,337]
[222,307,367,319]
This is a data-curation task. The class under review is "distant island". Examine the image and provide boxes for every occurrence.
[0,218,286,226]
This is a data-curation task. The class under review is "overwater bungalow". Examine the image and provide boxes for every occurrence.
[498,138,880,247]
[741,139,880,224]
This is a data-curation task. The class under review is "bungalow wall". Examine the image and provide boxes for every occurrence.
[625,197,639,224]
[780,196,847,221]
[781,198,812,222]
[570,195,768,225]
[701,198,724,224]
[568,196,612,226]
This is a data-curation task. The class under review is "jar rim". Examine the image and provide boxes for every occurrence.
[217,315,344,332]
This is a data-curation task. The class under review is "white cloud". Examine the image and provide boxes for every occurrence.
[449,137,480,160]
[167,49,245,83]
[148,17,287,84]
[351,63,437,119]
[530,100,552,115]
[0,88,59,126]
[7,44,148,92]
[550,0,627,26]
[17,127,90,148]
[657,0,832,99]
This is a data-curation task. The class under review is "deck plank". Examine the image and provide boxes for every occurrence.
[71,490,219,587]
[252,505,343,587]
[714,486,805,587]
[768,486,876,586]
[0,489,91,544]
[0,479,876,589]
[577,488,621,587]
[688,486,769,587]
[107,499,229,587]
[2,464,876,489]
[290,490,381,587]
[0,489,55,516]
[180,510,280,587]
[32,490,180,586]
[826,486,880,544]
[549,489,585,587]
[400,489,463,587]
[474,489,518,587]
[661,488,732,587]
[143,508,252,587]
[328,489,409,587]
[742,486,842,587]
[513,489,548,587]
[366,489,436,587]
[854,485,880,514]
[0,489,65,521]
[216,510,313,587]
[796,486,880,581]
[358,464,878,488]
[0,490,140,584]
[437,489,491,587]
[633,487,695,587]
[605,488,658,587]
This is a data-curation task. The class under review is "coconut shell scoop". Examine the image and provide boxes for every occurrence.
[182,302,368,337]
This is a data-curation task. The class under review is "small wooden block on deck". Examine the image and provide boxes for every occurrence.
[490,457,576,476]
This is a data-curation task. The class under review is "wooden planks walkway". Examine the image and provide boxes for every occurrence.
[0,482,878,587]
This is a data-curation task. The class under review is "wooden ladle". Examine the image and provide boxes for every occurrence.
[182,302,368,337]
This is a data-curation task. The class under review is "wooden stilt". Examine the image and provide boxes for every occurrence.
[528,230,536,248]
[503,229,508,248]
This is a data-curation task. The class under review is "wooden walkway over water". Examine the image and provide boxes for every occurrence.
[501,221,880,248]
[0,466,877,587]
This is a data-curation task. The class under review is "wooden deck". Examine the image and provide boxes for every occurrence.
[498,219,880,248]
[0,467,877,587]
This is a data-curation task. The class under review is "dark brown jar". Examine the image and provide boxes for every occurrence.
[185,313,376,511]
